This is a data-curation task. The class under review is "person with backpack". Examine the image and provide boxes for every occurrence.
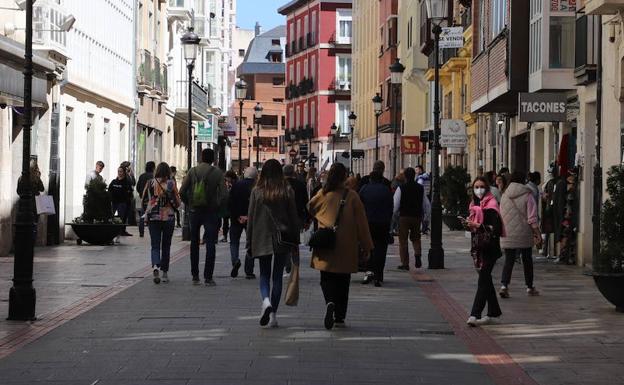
[136,161,156,237]
[179,149,227,286]
[142,162,180,284]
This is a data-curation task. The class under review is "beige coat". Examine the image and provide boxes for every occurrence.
[308,188,374,273]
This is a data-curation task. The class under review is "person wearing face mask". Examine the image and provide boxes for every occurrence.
[464,177,505,326]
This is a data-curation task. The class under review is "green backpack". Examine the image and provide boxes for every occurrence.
[191,167,215,208]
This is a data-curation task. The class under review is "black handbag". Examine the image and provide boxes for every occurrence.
[308,189,349,250]
[265,203,299,254]
[471,224,493,270]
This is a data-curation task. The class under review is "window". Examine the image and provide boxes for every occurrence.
[337,55,352,87]
[238,49,245,57]
[273,77,285,86]
[304,58,308,79]
[303,102,308,126]
[337,9,352,44]
[304,15,309,39]
[337,102,351,136]
[491,0,507,38]
[296,62,301,83]
[549,16,575,68]
[296,105,301,127]
[387,17,397,47]
[478,0,486,52]
[311,11,317,44]
[289,64,294,84]
[289,23,295,43]
[310,101,316,128]
[444,92,453,119]
[310,56,316,81]
[288,107,294,128]
[407,17,413,49]
[297,19,302,41]
[529,7,542,73]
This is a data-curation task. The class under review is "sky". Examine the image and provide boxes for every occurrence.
[236,0,287,31]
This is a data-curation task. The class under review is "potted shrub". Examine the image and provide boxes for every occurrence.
[439,165,471,231]
[69,179,124,245]
[593,165,624,312]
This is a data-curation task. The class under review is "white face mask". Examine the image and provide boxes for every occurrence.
[474,187,486,198]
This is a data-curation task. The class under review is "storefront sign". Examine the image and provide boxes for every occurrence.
[401,136,423,154]
[550,0,576,12]
[196,115,214,142]
[439,27,464,49]
[518,93,567,122]
[440,119,468,148]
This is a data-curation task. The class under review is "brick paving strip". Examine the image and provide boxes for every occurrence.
[411,269,539,385]
[0,244,189,360]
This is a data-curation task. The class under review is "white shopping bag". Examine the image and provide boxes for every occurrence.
[35,194,56,215]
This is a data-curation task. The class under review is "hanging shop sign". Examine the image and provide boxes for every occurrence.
[550,0,576,12]
[440,119,468,148]
[518,93,567,122]
[439,27,464,49]
[401,136,424,154]
[196,115,215,143]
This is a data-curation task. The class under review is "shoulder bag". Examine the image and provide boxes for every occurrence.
[308,189,349,250]
[264,202,299,255]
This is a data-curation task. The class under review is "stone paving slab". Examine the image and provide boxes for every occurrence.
[0,237,496,385]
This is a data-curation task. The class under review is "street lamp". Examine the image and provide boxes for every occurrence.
[254,102,263,168]
[330,122,337,164]
[349,111,357,173]
[389,58,405,179]
[372,93,383,162]
[235,79,248,175]
[425,0,448,269]
[180,26,200,242]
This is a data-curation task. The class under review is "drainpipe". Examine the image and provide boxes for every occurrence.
[592,18,603,269]
[130,0,139,168]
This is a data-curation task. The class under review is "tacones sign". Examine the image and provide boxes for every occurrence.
[518,93,567,122]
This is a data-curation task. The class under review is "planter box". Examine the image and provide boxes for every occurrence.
[69,223,124,246]
[593,273,624,313]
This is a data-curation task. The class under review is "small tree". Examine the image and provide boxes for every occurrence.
[79,179,113,223]
[597,165,624,274]
[439,165,471,217]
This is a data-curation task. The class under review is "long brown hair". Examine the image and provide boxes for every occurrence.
[323,163,348,194]
[256,159,288,203]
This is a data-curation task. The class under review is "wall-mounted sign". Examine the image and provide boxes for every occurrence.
[440,119,468,148]
[518,93,567,122]
[439,27,464,49]
[401,136,424,154]
[551,0,576,12]
[197,114,215,143]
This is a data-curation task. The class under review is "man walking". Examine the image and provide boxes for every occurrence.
[228,167,258,279]
[360,160,391,188]
[284,164,309,274]
[136,161,155,237]
[179,149,226,286]
[393,167,430,270]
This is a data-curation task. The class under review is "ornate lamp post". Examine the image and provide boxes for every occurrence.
[254,102,263,168]
[425,0,449,269]
[180,26,201,242]
[330,122,337,163]
[349,111,357,173]
[372,93,383,162]
[389,58,405,178]
[235,79,248,175]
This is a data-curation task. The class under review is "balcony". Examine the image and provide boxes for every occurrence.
[32,0,70,59]
[585,0,624,14]
[138,50,153,93]
[167,0,192,21]
[329,77,351,94]
[328,32,352,48]
[298,77,314,95]
[174,80,209,121]
[299,36,305,51]
[574,14,599,85]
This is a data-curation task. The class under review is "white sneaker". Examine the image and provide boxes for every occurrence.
[476,316,500,325]
[260,298,272,326]
[268,312,278,328]
[466,316,478,327]
[161,271,169,283]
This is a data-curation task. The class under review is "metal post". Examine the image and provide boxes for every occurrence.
[392,85,399,178]
[182,63,194,241]
[238,100,243,175]
[592,21,603,270]
[428,24,444,269]
[256,120,260,168]
[331,135,335,163]
[9,0,36,320]
[350,131,354,172]
[375,112,380,162]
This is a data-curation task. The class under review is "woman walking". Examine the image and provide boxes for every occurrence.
[246,159,300,328]
[358,170,393,286]
[143,162,180,284]
[499,171,542,298]
[308,163,373,329]
[465,177,504,326]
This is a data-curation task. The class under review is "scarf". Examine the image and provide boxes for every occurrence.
[469,192,505,237]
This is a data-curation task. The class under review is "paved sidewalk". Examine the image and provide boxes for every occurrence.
[416,231,624,385]
[0,229,185,340]
[0,234,496,385]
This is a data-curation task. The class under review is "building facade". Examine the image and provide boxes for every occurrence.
[232,26,287,170]
[279,0,353,170]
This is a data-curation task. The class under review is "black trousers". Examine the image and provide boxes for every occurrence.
[368,222,390,281]
[501,248,534,288]
[320,271,351,321]
[470,260,502,318]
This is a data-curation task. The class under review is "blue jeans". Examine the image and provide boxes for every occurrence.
[112,202,128,232]
[258,253,287,311]
[148,220,175,271]
[229,221,255,275]
[189,210,219,280]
